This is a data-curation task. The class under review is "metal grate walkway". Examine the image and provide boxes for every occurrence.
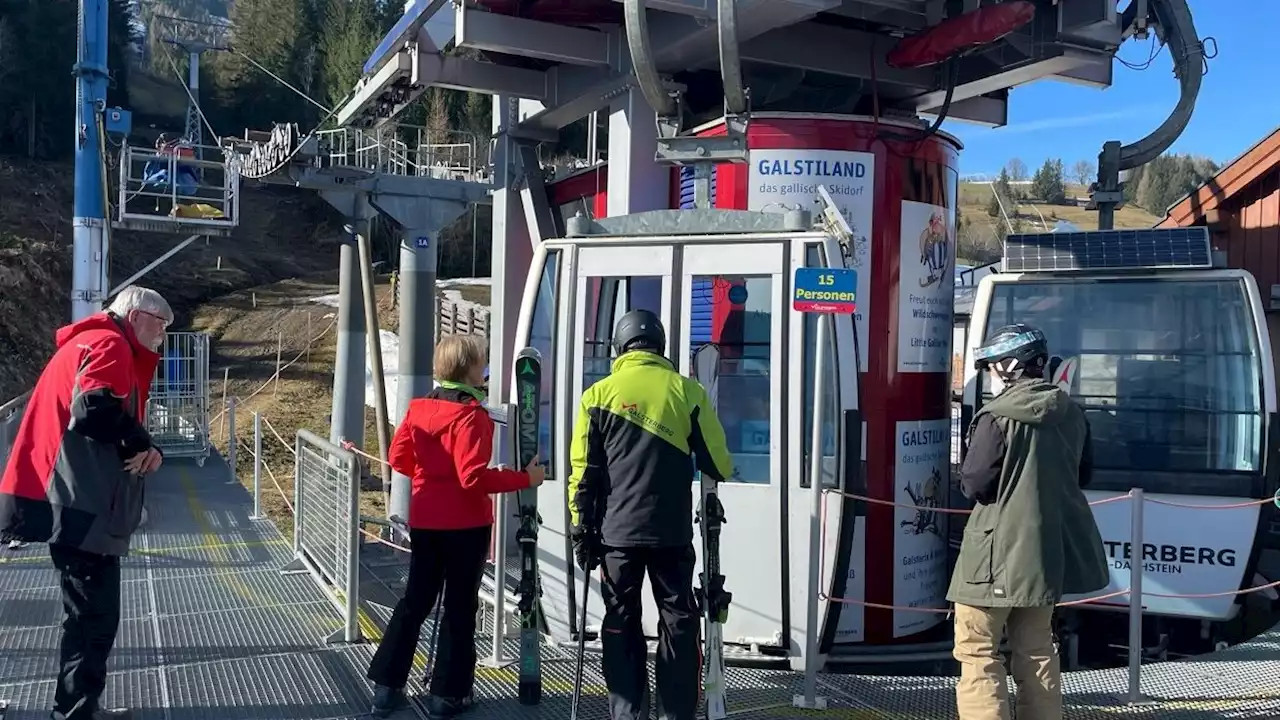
[3,456,1280,718]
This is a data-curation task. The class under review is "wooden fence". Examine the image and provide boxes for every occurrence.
[437,298,490,339]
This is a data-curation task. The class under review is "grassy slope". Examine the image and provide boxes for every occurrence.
[958,181,1162,238]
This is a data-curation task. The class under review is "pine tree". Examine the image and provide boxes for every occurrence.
[1030,158,1067,204]
[318,0,382,112]
[0,0,136,159]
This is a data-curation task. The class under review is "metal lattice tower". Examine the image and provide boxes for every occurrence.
[156,14,230,158]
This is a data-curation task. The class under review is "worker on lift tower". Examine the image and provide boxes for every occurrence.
[568,309,734,720]
[949,324,1108,720]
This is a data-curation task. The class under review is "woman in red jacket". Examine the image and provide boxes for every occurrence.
[367,335,544,717]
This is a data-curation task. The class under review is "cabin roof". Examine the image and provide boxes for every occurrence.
[1159,125,1280,228]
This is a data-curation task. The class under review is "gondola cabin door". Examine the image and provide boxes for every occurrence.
[516,230,858,663]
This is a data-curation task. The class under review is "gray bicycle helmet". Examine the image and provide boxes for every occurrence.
[974,323,1049,378]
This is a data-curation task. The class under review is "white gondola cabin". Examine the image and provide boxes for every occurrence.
[959,227,1278,645]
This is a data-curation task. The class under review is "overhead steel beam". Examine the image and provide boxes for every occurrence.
[611,0,714,17]
[336,46,417,127]
[455,3,615,67]
[910,47,1101,111]
[419,53,547,100]
[364,0,451,75]
[337,47,548,128]
[822,1,925,31]
[739,22,934,88]
[1048,58,1112,89]
[518,0,840,134]
[921,93,1007,128]
[855,0,928,12]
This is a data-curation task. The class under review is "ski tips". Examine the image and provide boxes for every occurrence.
[516,347,543,362]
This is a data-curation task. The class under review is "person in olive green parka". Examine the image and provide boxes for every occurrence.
[949,324,1108,720]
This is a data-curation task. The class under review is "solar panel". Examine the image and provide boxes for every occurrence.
[1001,226,1212,273]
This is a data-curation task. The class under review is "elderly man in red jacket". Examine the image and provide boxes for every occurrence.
[0,285,171,720]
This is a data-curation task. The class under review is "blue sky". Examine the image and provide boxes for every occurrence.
[941,1,1279,178]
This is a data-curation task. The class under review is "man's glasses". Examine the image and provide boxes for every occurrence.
[139,310,172,329]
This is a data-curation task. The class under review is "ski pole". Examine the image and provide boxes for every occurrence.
[570,564,592,720]
[426,583,443,671]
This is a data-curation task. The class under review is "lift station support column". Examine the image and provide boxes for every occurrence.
[374,192,479,526]
[488,96,543,404]
[71,0,111,321]
[606,88,670,217]
[323,192,375,450]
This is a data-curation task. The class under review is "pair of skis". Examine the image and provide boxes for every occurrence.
[694,344,730,720]
[512,345,730,720]
[512,346,591,719]
[513,348,545,706]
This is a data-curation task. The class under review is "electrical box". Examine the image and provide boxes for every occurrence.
[103,107,132,137]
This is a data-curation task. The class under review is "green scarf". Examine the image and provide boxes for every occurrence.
[437,379,486,403]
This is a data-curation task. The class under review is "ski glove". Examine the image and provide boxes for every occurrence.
[571,527,602,572]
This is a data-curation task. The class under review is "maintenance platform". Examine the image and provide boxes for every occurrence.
[2,453,1280,719]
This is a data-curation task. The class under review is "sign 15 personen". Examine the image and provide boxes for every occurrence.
[794,268,857,314]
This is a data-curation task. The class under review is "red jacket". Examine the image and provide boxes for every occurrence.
[391,384,529,530]
[0,312,160,556]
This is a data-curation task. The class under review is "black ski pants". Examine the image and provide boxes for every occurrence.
[49,543,122,720]
[600,544,700,720]
[366,526,490,698]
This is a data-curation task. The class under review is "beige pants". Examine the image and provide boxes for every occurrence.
[953,603,1062,720]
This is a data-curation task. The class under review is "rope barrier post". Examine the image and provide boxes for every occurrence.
[251,411,263,520]
[288,431,304,563]
[794,313,829,711]
[1126,488,1152,706]
[343,437,362,643]
[226,397,237,475]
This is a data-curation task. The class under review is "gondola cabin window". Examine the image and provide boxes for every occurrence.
[983,278,1263,473]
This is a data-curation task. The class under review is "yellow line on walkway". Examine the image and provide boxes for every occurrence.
[177,465,337,637]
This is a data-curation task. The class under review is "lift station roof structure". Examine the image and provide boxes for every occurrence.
[337,0,1127,133]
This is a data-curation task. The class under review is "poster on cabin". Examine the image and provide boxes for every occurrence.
[893,418,951,638]
[748,148,874,372]
[897,200,955,373]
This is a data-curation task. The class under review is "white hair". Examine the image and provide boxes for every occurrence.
[107,286,173,322]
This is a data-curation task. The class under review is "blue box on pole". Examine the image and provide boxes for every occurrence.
[104,107,132,137]
[793,268,857,314]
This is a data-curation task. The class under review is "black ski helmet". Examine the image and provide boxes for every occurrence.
[612,309,666,355]
[974,323,1049,376]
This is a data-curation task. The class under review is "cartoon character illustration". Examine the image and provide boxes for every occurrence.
[918,210,952,288]
[900,467,943,538]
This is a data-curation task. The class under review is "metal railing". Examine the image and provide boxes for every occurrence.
[3,331,212,471]
[147,332,212,464]
[312,126,488,183]
[286,429,361,644]
[118,143,240,230]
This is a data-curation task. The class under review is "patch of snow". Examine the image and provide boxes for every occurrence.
[437,277,491,288]
[310,294,341,308]
[440,289,489,316]
[368,329,403,420]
